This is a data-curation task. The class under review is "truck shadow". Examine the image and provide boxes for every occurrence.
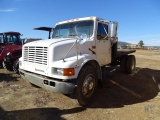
[0,106,85,120]
[87,67,160,108]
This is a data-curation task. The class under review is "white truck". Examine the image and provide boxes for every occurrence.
[19,16,136,106]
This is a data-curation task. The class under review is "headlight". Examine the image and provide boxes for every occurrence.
[56,68,75,76]
[57,68,63,75]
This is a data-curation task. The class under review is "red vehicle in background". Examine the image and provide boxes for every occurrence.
[0,31,22,72]
[0,27,52,73]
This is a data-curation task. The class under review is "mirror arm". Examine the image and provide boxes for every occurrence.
[63,39,77,62]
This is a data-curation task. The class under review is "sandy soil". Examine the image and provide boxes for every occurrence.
[0,49,160,120]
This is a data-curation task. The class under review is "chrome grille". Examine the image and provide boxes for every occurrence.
[24,46,48,65]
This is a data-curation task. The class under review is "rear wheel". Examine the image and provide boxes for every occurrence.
[120,55,128,73]
[76,66,97,106]
[126,55,136,74]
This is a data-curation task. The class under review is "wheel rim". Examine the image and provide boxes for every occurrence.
[82,74,95,98]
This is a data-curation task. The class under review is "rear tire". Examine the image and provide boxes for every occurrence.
[76,66,97,106]
[120,55,128,73]
[126,55,136,74]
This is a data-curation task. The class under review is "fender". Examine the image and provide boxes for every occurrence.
[21,54,96,80]
[51,53,102,80]
[79,54,102,82]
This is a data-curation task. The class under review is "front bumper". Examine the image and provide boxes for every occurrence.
[19,69,76,94]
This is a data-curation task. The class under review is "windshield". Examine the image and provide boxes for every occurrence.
[52,20,94,38]
[5,34,22,44]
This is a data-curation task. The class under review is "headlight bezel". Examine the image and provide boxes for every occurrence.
[56,68,75,76]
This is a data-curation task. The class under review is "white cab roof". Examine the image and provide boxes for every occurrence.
[56,16,110,25]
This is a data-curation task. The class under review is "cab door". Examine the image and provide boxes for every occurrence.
[95,22,111,66]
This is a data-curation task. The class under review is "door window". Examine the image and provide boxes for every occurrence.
[97,23,108,40]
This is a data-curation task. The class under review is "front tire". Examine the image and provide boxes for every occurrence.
[13,59,19,73]
[76,66,97,106]
[2,60,12,70]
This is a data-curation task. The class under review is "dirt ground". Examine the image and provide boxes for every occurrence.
[0,49,160,120]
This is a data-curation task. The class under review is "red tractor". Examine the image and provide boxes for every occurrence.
[0,27,53,73]
[0,31,22,72]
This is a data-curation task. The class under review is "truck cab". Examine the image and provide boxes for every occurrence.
[19,16,136,106]
[0,32,22,69]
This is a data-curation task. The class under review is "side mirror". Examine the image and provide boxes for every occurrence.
[22,38,27,44]
[79,34,87,44]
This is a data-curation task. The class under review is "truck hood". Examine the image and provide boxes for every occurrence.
[24,38,76,47]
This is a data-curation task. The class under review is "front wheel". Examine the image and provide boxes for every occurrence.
[76,66,97,106]
[13,59,19,73]
[2,59,12,70]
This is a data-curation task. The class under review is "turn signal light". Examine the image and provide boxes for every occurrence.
[63,68,75,76]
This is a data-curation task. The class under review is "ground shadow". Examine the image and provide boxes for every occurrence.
[0,69,20,82]
[1,67,160,112]
[86,67,160,108]
[0,106,85,120]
